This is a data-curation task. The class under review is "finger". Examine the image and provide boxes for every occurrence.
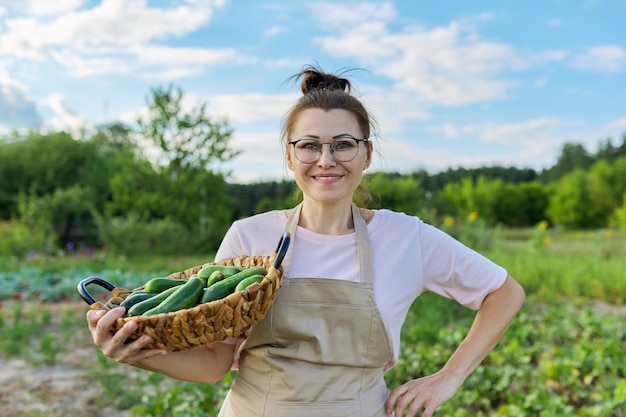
[421,401,437,417]
[397,396,426,417]
[105,319,140,351]
[92,307,126,333]
[119,336,168,363]
[86,309,106,330]
[392,383,428,417]
[404,399,427,417]
[386,386,404,414]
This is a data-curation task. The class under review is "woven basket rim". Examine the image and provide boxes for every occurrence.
[118,265,281,321]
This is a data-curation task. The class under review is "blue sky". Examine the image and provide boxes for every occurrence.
[1,0,625,183]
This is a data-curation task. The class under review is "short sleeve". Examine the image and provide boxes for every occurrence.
[419,222,508,310]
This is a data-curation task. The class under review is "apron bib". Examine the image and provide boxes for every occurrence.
[219,204,393,417]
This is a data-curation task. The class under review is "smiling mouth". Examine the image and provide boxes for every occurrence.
[312,174,342,180]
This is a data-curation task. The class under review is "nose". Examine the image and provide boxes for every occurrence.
[317,143,336,167]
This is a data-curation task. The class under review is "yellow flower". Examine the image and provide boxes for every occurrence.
[444,216,455,227]
[538,220,549,231]
[468,212,479,222]
[542,236,552,245]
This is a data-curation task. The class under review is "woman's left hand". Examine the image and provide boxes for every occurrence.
[385,370,464,417]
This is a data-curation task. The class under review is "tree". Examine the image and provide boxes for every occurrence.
[541,142,592,182]
[364,172,424,215]
[546,169,612,228]
[100,85,242,253]
[136,84,240,172]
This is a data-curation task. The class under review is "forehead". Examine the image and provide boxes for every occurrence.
[292,108,361,138]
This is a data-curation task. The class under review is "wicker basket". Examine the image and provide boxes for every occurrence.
[89,254,283,351]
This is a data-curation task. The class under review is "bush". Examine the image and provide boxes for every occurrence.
[0,220,56,257]
[94,213,214,256]
[610,191,626,229]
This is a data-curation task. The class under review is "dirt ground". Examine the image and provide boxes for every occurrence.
[0,302,134,417]
[0,347,130,417]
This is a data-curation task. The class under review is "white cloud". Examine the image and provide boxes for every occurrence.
[263,26,285,37]
[206,93,297,125]
[473,117,572,146]
[572,45,626,72]
[363,86,431,134]
[307,1,396,30]
[425,117,581,171]
[1,0,83,16]
[0,69,42,128]
[605,116,626,131]
[223,131,292,183]
[0,0,239,77]
[314,13,528,106]
[46,93,88,132]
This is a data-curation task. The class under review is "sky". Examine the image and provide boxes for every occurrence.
[0,0,625,183]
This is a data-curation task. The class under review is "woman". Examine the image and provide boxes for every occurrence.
[87,66,526,417]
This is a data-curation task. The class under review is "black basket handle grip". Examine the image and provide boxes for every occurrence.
[77,276,116,305]
[273,232,290,269]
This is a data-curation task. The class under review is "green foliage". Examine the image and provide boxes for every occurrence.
[387,303,626,416]
[546,169,613,228]
[0,132,103,219]
[0,219,54,257]
[94,213,216,256]
[364,172,425,215]
[611,191,626,229]
[487,229,626,305]
[438,177,549,228]
[136,84,240,171]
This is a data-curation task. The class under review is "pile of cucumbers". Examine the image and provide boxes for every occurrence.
[121,264,267,317]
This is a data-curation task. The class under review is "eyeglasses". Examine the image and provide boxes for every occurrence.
[288,135,369,164]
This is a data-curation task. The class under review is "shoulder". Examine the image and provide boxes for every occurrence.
[217,210,287,261]
[231,210,286,228]
[368,208,423,229]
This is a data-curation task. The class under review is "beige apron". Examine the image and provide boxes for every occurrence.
[219,203,393,417]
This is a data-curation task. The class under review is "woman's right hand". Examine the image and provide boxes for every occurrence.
[86,307,168,365]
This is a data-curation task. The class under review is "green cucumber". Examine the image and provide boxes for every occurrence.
[142,277,205,316]
[120,291,155,309]
[144,277,186,293]
[205,270,225,287]
[234,274,265,292]
[198,265,243,280]
[201,266,267,303]
[126,286,180,316]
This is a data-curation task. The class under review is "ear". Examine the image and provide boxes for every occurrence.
[364,141,373,170]
[286,145,294,170]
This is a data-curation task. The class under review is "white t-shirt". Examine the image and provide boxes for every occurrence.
[215,209,508,368]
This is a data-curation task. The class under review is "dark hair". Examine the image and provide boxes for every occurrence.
[280,65,377,146]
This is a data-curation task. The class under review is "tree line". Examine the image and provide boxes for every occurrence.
[1,85,626,257]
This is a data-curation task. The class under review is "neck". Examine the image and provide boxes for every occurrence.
[298,200,355,235]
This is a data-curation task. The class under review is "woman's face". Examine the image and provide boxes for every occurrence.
[287,108,372,206]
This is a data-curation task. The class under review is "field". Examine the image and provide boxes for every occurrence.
[0,228,625,416]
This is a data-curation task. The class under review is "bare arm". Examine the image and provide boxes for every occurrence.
[87,307,235,384]
[386,275,526,417]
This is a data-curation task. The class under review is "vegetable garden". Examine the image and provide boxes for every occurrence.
[1,226,624,416]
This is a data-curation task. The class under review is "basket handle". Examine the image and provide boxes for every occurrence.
[76,276,116,305]
[273,231,290,269]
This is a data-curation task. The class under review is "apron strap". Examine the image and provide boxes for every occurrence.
[282,202,373,284]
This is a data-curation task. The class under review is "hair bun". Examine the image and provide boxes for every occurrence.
[296,66,352,95]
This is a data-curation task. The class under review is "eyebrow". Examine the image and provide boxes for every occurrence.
[299,134,357,140]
